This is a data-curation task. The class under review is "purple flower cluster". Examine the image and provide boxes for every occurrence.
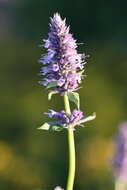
[45,109,83,128]
[70,109,84,126]
[39,13,87,93]
[113,122,127,181]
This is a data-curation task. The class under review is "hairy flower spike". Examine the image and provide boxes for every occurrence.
[39,13,87,93]
[113,122,127,182]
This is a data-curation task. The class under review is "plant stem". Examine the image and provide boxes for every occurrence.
[64,93,75,190]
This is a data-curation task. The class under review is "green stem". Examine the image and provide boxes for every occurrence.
[64,93,75,190]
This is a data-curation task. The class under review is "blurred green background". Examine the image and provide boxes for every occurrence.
[1,0,127,189]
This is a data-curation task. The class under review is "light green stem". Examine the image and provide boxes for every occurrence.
[64,93,75,190]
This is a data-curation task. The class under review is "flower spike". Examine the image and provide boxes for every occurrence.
[39,13,87,94]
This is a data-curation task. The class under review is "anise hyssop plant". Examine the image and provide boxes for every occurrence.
[38,13,96,190]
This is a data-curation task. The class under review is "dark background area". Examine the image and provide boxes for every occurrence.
[0,0,127,189]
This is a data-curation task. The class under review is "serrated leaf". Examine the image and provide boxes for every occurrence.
[46,81,57,89]
[37,122,50,130]
[48,91,58,100]
[68,92,80,109]
[80,112,96,124]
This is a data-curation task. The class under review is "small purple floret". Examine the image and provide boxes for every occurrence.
[70,109,83,125]
[39,13,87,93]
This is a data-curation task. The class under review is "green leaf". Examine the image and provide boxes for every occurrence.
[68,92,80,109]
[46,81,57,89]
[80,112,96,124]
[52,125,63,131]
[37,121,64,132]
[48,91,58,100]
[37,122,50,130]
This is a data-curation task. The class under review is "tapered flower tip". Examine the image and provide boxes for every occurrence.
[50,13,62,26]
[54,186,64,190]
[52,13,62,22]
[50,13,67,34]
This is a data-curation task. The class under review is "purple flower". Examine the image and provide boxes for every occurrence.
[39,13,87,93]
[45,109,83,129]
[112,122,127,181]
[70,109,83,125]
[45,110,69,126]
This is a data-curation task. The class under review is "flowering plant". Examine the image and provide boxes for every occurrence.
[38,13,96,190]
